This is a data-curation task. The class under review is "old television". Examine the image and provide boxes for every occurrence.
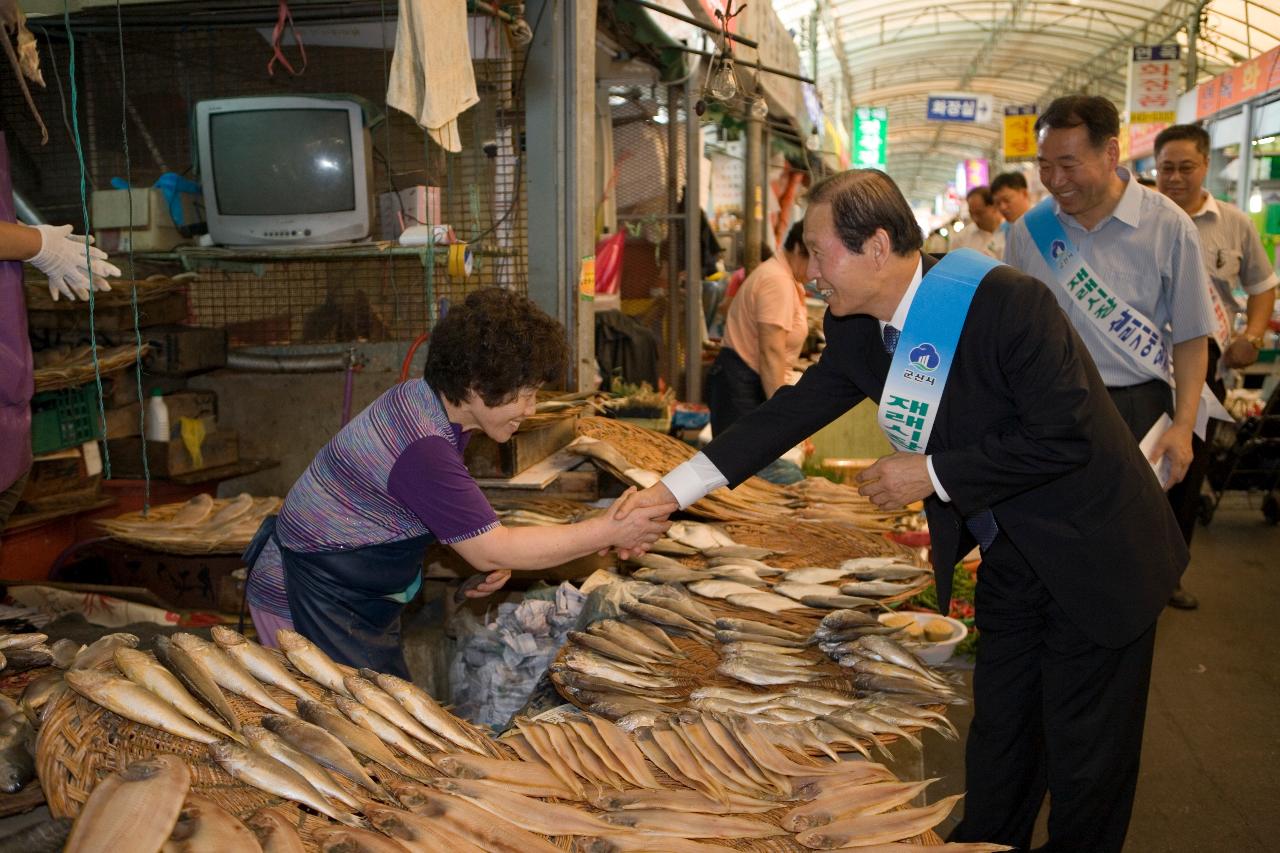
[195,95,373,247]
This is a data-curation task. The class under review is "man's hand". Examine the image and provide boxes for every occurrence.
[610,483,679,559]
[855,452,935,510]
[1220,336,1261,369]
[462,569,511,599]
[1148,421,1194,489]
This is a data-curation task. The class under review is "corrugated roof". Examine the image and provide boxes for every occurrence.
[770,0,1280,201]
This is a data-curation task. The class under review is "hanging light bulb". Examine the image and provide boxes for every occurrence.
[750,94,769,120]
[708,55,738,102]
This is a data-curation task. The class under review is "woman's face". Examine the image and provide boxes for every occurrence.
[467,386,540,442]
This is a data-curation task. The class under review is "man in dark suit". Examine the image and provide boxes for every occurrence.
[619,169,1187,852]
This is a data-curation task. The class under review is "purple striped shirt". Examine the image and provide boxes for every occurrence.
[247,380,498,617]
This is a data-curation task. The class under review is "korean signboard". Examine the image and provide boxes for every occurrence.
[1128,44,1180,124]
[852,106,888,171]
[926,93,993,124]
[1003,105,1037,160]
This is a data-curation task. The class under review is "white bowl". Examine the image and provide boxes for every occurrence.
[877,612,969,665]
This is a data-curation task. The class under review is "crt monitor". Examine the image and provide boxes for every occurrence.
[195,95,373,247]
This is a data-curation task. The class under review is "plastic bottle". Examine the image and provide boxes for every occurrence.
[145,388,170,442]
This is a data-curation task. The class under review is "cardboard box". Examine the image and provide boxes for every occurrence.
[91,187,199,252]
[144,326,227,376]
[107,428,239,478]
[103,401,142,439]
[464,417,577,479]
[378,186,441,240]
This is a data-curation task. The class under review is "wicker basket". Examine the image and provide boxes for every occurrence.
[95,496,282,555]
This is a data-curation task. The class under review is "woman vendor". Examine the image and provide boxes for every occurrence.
[707,222,810,436]
[244,288,670,676]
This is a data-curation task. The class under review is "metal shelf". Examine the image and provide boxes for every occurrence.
[133,242,516,270]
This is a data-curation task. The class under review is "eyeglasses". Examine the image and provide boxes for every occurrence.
[1155,163,1204,177]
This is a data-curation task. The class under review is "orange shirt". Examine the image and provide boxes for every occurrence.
[722,255,808,374]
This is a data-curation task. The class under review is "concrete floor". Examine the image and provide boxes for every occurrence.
[910,493,1280,851]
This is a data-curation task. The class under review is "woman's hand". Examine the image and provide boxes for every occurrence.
[462,569,512,599]
[599,486,673,557]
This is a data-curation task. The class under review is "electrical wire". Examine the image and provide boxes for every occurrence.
[117,0,150,511]
[63,0,111,478]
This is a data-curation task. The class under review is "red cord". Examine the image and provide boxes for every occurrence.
[268,1,308,77]
[399,331,430,382]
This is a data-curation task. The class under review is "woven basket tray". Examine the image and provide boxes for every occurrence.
[95,496,282,555]
[32,344,152,393]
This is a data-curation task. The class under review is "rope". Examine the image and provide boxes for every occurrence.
[116,0,150,512]
[64,0,110,478]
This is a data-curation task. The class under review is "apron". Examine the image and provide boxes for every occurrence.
[243,515,429,678]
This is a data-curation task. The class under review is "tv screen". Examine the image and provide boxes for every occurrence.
[210,109,356,216]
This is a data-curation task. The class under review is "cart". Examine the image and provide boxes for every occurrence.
[1200,375,1280,526]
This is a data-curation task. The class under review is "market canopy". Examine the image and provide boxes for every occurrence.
[770,0,1280,203]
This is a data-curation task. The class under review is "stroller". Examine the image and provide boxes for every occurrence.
[1200,379,1280,526]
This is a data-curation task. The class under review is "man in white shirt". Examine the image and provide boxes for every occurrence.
[991,171,1033,223]
[951,185,1005,259]
[1154,123,1278,605]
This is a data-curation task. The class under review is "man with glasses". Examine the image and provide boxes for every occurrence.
[1154,123,1277,605]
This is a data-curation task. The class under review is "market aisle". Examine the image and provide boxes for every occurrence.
[922,494,1280,851]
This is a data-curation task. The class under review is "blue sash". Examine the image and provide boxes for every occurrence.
[1024,198,1230,434]
[877,249,999,453]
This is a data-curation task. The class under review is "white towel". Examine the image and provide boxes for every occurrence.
[386,0,479,153]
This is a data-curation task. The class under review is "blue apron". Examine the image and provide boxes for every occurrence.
[243,515,428,678]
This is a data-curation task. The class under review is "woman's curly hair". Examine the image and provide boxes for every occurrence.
[424,287,569,406]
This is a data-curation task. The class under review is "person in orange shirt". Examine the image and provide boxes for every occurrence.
[707,222,809,436]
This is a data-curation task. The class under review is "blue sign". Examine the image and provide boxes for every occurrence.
[927,93,993,124]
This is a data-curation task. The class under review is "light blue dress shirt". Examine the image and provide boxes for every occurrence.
[1004,168,1215,388]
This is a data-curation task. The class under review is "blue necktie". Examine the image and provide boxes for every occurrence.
[882,322,998,550]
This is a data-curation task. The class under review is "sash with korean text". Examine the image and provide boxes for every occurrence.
[877,249,999,454]
[1023,198,1230,434]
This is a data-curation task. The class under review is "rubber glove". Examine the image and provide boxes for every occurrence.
[28,224,122,301]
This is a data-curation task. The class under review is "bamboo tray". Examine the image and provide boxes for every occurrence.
[95,496,282,555]
[32,344,151,393]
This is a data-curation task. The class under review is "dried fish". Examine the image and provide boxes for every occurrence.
[172,633,292,716]
[298,697,416,776]
[621,600,714,639]
[367,670,493,756]
[435,752,575,799]
[205,491,254,527]
[600,809,788,839]
[715,629,811,649]
[584,712,662,788]
[589,619,684,659]
[802,594,885,610]
[775,582,846,601]
[649,537,699,555]
[567,631,666,670]
[615,708,671,732]
[18,671,65,725]
[591,787,776,814]
[667,520,737,551]
[632,566,712,585]
[334,695,434,767]
[0,633,46,651]
[363,803,485,852]
[560,718,635,788]
[618,617,684,655]
[715,616,807,642]
[726,591,807,613]
[64,756,190,853]
[706,557,784,574]
[245,808,306,853]
[209,740,364,826]
[721,640,807,657]
[153,635,240,731]
[551,667,685,702]
[210,626,311,701]
[512,719,587,799]
[169,494,214,526]
[386,779,564,853]
[260,714,388,798]
[432,777,616,834]
[276,630,352,697]
[48,638,81,669]
[314,825,409,853]
[795,793,964,849]
[701,544,778,560]
[65,669,220,744]
[717,658,822,687]
[577,839,739,853]
[0,711,34,794]
[114,648,241,741]
[344,674,449,750]
[242,724,361,809]
[71,632,138,670]
[640,588,717,625]
[703,566,768,586]
[783,567,853,584]
[634,727,724,800]
[819,610,883,632]
[627,552,691,572]
[688,579,761,599]
[840,580,919,598]
[782,778,938,831]
[0,817,73,853]
[855,636,945,684]
[163,793,263,852]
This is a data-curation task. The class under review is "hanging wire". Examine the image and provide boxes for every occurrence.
[116,0,150,511]
[63,0,111,478]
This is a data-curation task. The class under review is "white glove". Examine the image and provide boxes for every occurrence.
[28,223,122,302]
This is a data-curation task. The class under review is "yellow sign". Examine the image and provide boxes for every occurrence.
[1003,107,1037,160]
[579,256,595,300]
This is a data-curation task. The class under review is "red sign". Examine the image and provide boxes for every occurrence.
[1197,45,1280,119]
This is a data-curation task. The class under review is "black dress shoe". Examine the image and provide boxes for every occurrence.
[1168,586,1199,610]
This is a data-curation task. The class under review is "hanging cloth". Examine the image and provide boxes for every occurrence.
[386,0,479,153]
[267,0,308,76]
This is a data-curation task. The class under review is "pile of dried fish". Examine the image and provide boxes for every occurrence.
[813,611,965,706]
[95,493,282,554]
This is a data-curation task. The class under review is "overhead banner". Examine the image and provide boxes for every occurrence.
[1003,105,1037,160]
[852,106,888,171]
[1196,44,1280,119]
[1128,44,1180,124]
[926,93,993,124]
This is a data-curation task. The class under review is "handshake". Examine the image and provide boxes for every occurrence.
[600,484,681,559]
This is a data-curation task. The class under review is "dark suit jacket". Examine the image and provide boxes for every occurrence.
[703,253,1187,648]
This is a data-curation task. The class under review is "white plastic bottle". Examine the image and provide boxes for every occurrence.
[145,388,170,442]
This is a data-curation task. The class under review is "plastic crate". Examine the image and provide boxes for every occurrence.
[30,384,101,455]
